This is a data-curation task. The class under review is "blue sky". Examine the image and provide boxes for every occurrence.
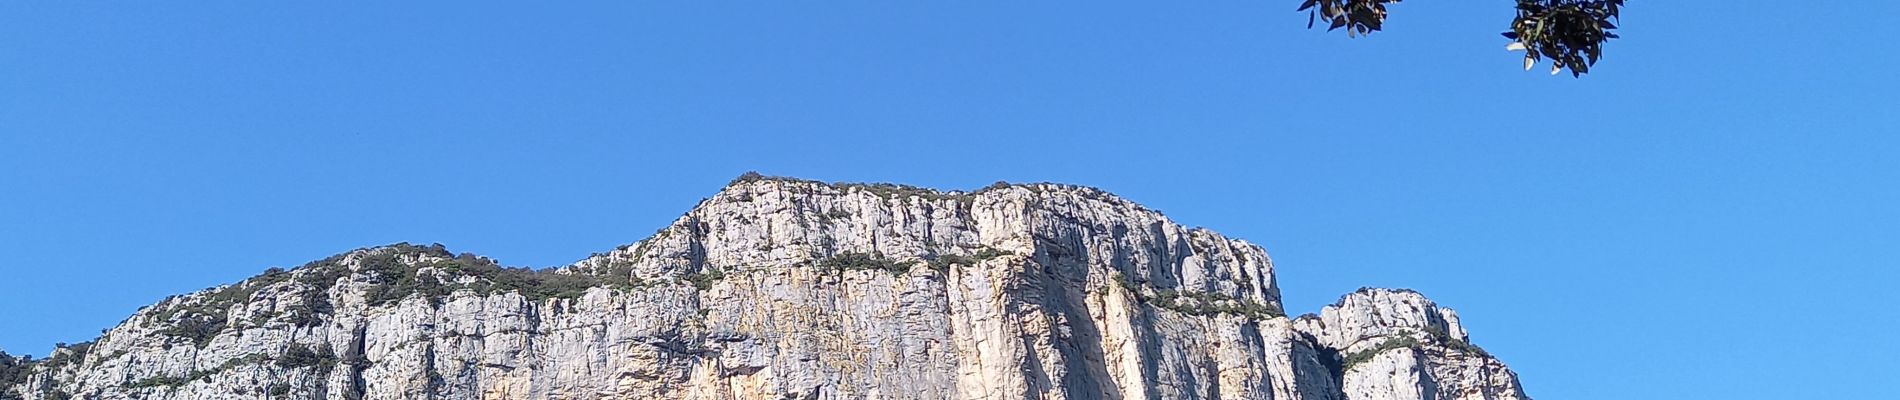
[3,1,1896,398]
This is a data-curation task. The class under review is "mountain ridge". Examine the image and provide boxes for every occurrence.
[3,174,1526,400]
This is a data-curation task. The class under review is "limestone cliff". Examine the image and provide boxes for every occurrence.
[2,175,1528,399]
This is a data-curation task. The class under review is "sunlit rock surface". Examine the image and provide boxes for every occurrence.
[4,176,1528,399]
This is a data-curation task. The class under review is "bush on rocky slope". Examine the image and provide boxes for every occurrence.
[1342,335,1421,371]
[1112,272,1284,320]
[0,352,32,400]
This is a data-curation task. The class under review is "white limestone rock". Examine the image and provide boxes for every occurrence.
[1297,289,1529,400]
[4,176,1529,400]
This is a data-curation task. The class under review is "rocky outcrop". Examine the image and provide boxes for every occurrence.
[2,175,1529,400]
[1294,289,1529,400]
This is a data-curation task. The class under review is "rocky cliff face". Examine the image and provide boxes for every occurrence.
[2,175,1529,400]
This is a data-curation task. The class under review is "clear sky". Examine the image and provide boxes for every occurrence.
[3,2,1895,398]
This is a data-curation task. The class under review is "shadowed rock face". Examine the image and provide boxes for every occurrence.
[4,176,1528,400]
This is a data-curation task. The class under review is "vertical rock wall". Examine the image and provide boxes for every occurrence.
[5,177,1528,400]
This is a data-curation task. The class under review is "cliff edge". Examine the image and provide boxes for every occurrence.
[2,174,1527,400]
